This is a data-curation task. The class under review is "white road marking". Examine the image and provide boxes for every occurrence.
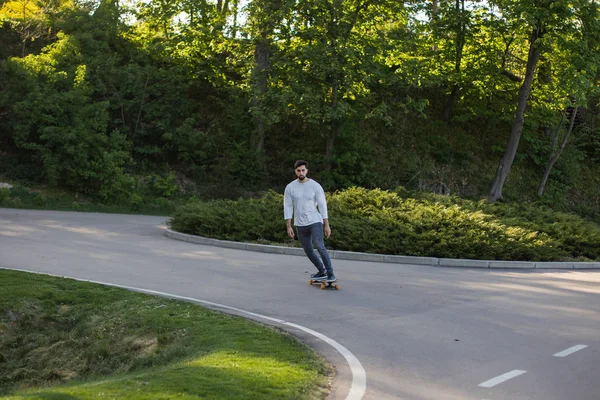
[478,370,527,388]
[1,267,367,400]
[554,345,588,357]
[286,322,367,400]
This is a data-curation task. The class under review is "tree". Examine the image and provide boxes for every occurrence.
[245,0,293,171]
[5,32,134,199]
[441,0,469,122]
[537,105,577,196]
[535,0,600,196]
[488,24,543,201]
[0,0,65,56]
[276,0,402,174]
[488,0,590,202]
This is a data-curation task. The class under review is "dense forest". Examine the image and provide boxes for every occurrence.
[1,0,599,220]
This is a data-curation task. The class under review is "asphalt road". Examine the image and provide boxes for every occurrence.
[1,208,599,400]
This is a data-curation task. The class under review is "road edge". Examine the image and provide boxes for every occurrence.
[164,229,600,270]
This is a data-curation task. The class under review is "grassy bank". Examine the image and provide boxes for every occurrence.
[0,270,330,399]
[0,184,181,216]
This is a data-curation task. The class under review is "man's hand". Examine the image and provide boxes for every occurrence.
[324,224,331,239]
[287,225,295,239]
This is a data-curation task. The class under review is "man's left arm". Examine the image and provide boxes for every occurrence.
[322,218,331,238]
[316,184,330,238]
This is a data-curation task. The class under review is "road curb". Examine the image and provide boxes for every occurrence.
[164,229,600,270]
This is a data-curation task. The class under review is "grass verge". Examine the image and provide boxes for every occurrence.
[0,185,180,216]
[0,269,331,399]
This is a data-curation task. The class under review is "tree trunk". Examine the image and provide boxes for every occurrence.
[251,34,270,170]
[488,27,543,202]
[231,0,239,37]
[442,0,465,122]
[321,1,374,173]
[538,106,578,196]
[325,82,339,173]
[431,0,439,51]
[132,72,150,142]
[442,84,459,122]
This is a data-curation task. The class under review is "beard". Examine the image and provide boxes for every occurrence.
[298,174,306,181]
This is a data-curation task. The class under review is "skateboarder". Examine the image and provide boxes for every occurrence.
[284,160,336,282]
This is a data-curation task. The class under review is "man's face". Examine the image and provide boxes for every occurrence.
[295,166,308,181]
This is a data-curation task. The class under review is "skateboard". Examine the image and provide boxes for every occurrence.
[309,277,340,290]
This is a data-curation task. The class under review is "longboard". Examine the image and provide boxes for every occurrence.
[309,278,339,290]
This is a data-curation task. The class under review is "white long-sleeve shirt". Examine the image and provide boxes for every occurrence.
[283,179,328,227]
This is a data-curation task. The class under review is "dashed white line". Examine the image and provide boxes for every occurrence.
[478,370,527,388]
[554,344,588,357]
[478,344,590,390]
[1,267,367,400]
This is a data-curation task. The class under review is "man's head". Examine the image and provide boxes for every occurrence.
[294,160,309,182]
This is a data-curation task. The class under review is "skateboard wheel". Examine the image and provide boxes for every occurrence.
[309,279,313,285]
[335,284,339,290]
[320,283,325,290]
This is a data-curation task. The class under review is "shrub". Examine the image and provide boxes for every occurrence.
[150,173,179,199]
[0,188,10,204]
[168,187,600,261]
[169,191,289,243]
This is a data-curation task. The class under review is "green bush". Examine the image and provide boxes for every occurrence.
[33,192,48,206]
[5,35,135,203]
[128,192,144,211]
[169,187,600,261]
[326,188,564,261]
[150,173,179,198]
[0,188,10,203]
[169,191,289,243]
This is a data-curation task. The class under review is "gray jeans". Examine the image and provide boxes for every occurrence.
[297,222,333,275]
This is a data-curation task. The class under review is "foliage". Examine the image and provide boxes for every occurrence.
[2,31,134,202]
[0,0,599,217]
[169,190,290,243]
[169,187,600,262]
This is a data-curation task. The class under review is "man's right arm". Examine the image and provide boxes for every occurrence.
[286,218,294,238]
[284,185,294,238]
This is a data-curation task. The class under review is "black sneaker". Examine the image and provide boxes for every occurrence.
[310,271,327,280]
[326,273,337,282]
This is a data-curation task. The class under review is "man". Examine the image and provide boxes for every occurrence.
[284,160,336,282]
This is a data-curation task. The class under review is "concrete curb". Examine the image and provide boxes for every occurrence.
[164,229,600,270]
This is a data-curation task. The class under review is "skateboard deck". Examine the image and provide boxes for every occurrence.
[309,278,339,290]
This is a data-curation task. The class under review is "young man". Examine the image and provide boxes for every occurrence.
[284,160,336,281]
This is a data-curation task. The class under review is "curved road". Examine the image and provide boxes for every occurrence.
[1,209,600,400]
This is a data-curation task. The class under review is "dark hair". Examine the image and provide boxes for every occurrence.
[294,160,308,169]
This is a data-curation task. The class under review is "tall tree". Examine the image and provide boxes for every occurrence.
[534,0,600,196]
[246,0,292,171]
[441,0,468,122]
[488,23,543,201]
[283,0,401,173]
[537,105,577,196]
[488,0,588,202]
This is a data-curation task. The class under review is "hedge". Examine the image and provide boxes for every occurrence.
[168,187,600,262]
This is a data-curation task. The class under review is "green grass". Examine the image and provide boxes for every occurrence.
[0,185,181,216]
[0,270,331,399]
